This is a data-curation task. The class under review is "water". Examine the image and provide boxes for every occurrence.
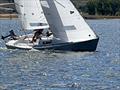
[0,19,120,90]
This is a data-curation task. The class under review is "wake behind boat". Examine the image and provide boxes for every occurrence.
[1,0,99,51]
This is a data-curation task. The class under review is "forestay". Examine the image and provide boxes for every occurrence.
[14,0,49,30]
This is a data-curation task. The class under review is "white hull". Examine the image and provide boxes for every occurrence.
[6,40,33,50]
[6,34,53,50]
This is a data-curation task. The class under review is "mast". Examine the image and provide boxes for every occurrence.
[14,0,49,30]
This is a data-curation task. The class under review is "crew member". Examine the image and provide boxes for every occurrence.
[46,31,52,37]
[31,29,43,43]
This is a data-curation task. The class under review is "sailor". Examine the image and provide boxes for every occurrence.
[31,29,44,43]
[9,30,18,40]
[46,31,52,37]
[1,30,18,40]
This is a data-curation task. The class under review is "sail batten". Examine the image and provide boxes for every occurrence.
[14,0,49,30]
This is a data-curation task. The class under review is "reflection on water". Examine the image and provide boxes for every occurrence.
[0,19,120,90]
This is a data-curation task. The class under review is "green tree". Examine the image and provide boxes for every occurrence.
[96,0,112,15]
[110,0,120,15]
[86,0,120,16]
[86,0,96,15]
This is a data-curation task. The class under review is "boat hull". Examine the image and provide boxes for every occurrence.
[5,39,33,50]
[6,44,32,50]
[33,37,99,51]
[5,37,99,51]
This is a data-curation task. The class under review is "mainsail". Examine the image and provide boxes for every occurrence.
[14,0,49,30]
[41,0,97,42]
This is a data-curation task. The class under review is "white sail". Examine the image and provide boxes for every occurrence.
[41,0,97,42]
[14,0,49,30]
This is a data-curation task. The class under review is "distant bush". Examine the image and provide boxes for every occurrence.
[115,11,120,16]
[86,0,120,16]
[72,0,120,16]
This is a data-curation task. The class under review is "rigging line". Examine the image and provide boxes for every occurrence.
[54,0,65,8]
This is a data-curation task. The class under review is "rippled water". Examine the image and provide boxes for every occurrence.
[0,19,120,90]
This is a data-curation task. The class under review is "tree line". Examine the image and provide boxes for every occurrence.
[78,0,120,16]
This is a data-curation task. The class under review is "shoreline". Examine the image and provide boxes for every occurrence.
[82,15,120,19]
[0,14,18,19]
[0,14,120,19]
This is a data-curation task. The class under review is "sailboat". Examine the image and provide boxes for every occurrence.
[4,0,52,50]
[3,0,99,51]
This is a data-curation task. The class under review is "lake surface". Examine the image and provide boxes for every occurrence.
[0,19,120,90]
